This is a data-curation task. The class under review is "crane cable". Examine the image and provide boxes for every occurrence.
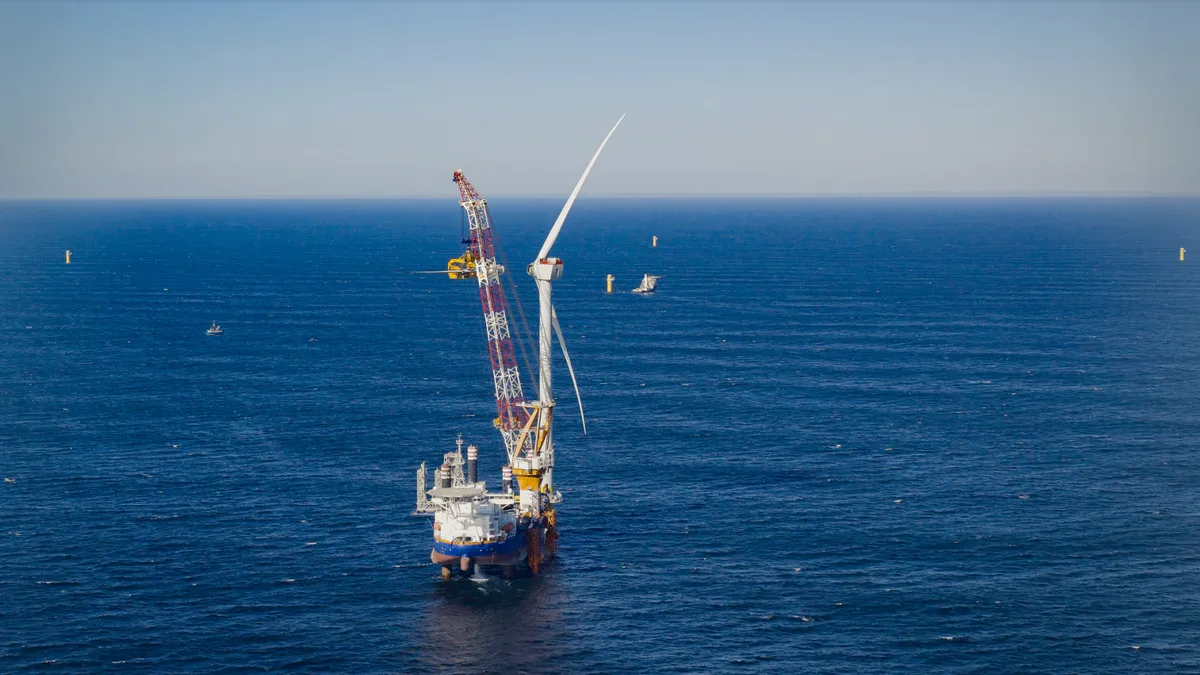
[490,218,538,402]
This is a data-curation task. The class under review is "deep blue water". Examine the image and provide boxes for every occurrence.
[2,197,1199,673]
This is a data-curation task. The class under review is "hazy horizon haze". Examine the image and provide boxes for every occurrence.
[2,0,1197,199]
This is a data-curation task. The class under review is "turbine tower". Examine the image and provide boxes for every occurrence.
[520,114,625,496]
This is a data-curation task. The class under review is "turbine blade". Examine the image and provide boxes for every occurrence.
[536,114,625,262]
[550,306,587,435]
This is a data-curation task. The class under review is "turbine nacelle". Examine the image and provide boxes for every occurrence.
[528,257,564,282]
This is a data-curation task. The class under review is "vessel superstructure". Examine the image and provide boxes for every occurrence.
[414,116,625,579]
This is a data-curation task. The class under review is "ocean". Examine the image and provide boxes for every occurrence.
[1,197,1198,673]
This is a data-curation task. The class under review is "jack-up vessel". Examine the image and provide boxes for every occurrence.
[414,117,624,579]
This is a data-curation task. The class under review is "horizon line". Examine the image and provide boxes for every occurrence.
[3,191,1199,202]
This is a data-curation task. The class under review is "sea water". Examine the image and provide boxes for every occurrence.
[1,197,1198,673]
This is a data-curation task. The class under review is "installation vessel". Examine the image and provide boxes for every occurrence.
[413,116,624,580]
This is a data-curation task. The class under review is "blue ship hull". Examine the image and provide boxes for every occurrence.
[433,534,523,559]
[430,525,539,566]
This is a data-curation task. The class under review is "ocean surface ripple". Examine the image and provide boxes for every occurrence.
[1,198,1198,673]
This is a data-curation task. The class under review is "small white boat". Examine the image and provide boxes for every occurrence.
[206,321,223,336]
[631,274,661,294]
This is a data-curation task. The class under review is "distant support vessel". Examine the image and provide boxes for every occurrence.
[206,321,223,336]
[414,116,624,579]
[631,274,661,294]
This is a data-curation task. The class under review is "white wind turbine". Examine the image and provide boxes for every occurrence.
[520,114,625,494]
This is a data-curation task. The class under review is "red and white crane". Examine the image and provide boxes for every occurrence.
[452,170,535,463]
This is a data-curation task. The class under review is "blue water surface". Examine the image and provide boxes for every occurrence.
[1,197,1198,673]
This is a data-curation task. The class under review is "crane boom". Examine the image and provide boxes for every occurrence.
[452,171,532,461]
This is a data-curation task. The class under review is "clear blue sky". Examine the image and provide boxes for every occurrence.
[1,0,1196,198]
